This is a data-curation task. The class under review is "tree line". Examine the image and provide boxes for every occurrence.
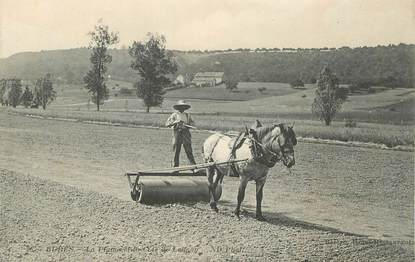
[182,44,413,88]
[0,74,56,109]
[0,44,412,88]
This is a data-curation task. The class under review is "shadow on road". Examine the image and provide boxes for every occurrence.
[213,200,366,238]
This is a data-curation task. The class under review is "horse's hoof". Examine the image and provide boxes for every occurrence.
[256,215,266,221]
[210,203,219,213]
[233,210,240,218]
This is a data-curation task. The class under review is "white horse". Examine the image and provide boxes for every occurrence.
[202,120,297,220]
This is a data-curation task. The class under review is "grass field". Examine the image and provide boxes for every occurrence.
[164,82,302,101]
[9,81,415,147]
[9,107,414,147]
[52,81,414,124]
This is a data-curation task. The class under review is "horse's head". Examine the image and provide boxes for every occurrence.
[252,121,297,168]
[276,123,297,168]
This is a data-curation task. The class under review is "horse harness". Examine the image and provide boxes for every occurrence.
[206,127,285,178]
[249,129,284,168]
[227,128,283,176]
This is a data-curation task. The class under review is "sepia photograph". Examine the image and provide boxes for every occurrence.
[0,0,414,261]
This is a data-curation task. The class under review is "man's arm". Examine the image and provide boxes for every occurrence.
[188,113,195,126]
[166,113,179,127]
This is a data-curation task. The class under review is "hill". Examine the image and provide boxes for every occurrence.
[178,45,414,87]
[0,44,413,87]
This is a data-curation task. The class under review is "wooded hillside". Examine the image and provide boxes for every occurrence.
[0,44,413,87]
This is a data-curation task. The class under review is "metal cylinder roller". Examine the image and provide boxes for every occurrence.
[132,178,222,204]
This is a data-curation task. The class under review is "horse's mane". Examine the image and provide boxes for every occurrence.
[253,123,296,146]
[255,122,292,138]
[255,125,278,141]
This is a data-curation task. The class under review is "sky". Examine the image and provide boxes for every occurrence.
[0,0,414,58]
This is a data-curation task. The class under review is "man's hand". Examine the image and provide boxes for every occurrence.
[173,120,184,128]
[167,120,181,128]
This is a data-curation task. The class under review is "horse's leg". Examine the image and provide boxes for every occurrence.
[206,166,218,212]
[234,176,249,218]
[212,167,223,199]
[255,179,266,221]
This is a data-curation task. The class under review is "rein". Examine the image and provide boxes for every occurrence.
[249,133,283,168]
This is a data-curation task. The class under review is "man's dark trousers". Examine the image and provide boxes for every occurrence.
[173,128,196,167]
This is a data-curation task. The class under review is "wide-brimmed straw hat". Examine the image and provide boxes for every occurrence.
[173,100,191,110]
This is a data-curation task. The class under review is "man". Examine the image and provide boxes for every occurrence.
[166,100,196,167]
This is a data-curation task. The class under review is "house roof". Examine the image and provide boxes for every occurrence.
[193,77,216,82]
[194,72,224,78]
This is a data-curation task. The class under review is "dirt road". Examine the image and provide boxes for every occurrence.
[1,171,413,261]
[0,110,413,260]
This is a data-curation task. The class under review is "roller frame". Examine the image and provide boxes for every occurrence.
[125,159,248,203]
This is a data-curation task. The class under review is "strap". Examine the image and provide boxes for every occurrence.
[185,112,189,124]
[230,132,246,157]
[226,132,247,177]
[249,134,281,168]
[207,135,223,161]
[230,162,240,177]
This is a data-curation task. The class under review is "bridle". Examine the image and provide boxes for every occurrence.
[249,132,284,168]
[210,125,294,169]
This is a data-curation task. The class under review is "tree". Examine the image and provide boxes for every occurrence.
[64,69,76,84]
[8,79,22,108]
[225,78,238,92]
[312,67,346,126]
[34,74,56,110]
[84,22,119,111]
[290,79,304,88]
[0,79,6,105]
[129,33,177,113]
[21,86,34,108]
[381,75,398,89]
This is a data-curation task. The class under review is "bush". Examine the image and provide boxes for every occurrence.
[348,84,357,93]
[290,79,304,89]
[356,81,372,91]
[345,119,357,128]
[367,87,376,94]
[225,79,238,92]
[119,88,133,95]
[336,87,349,100]
[258,87,267,93]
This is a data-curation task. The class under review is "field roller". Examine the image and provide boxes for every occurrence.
[125,159,248,204]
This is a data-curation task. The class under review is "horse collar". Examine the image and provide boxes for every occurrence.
[252,135,282,168]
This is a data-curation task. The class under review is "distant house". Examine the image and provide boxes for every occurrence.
[173,74,186,85]
[192,72,224,87]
